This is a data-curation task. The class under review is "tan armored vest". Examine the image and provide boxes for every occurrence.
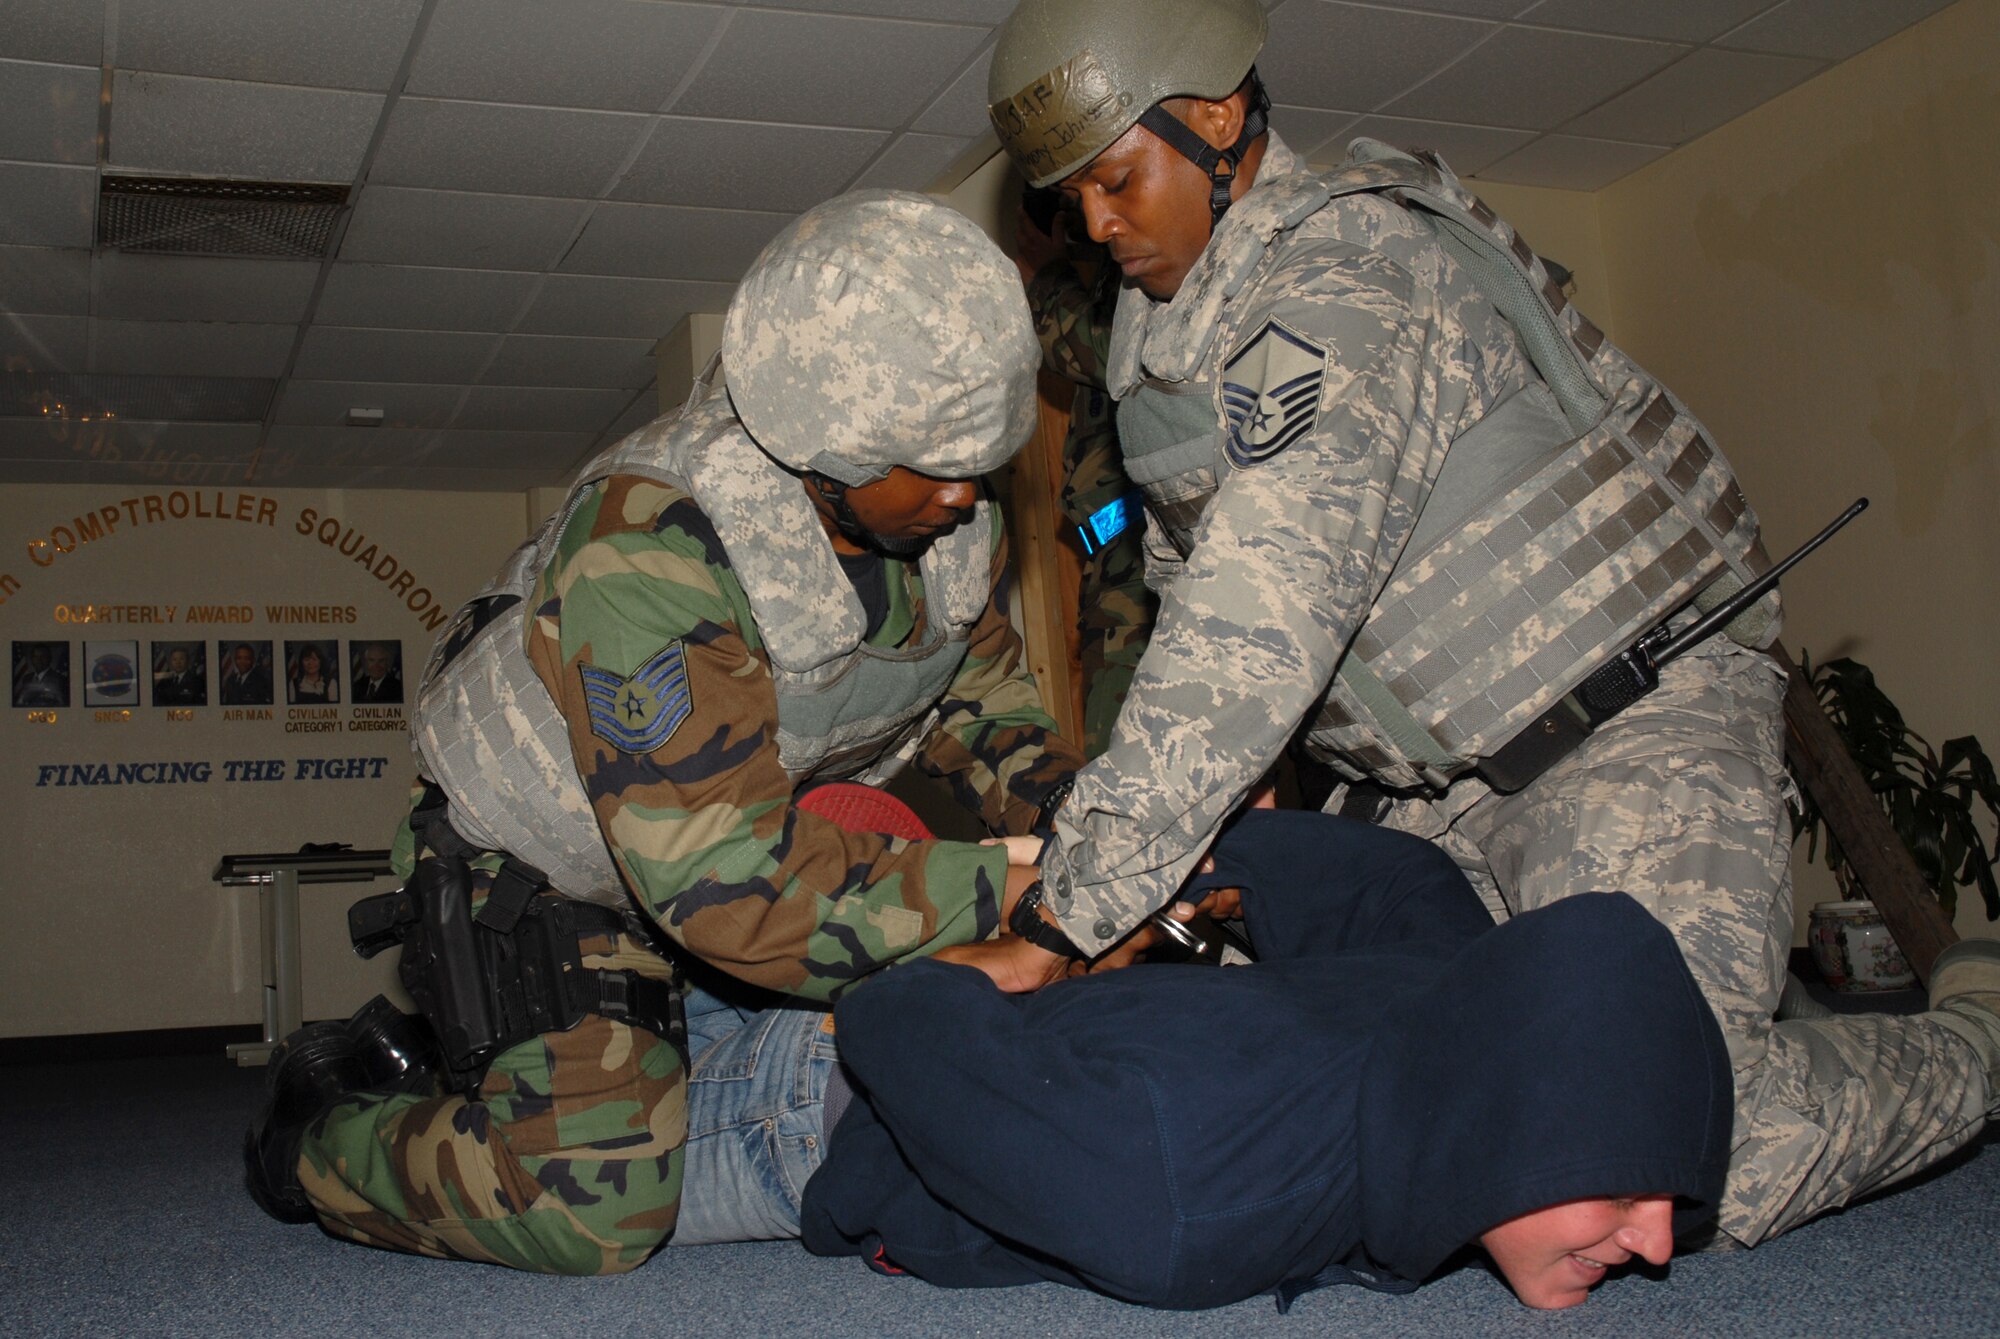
[1116,140,1776,792]
[411,379,993,903]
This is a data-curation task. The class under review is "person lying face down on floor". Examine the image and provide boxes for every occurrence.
[800,809,1733,1312]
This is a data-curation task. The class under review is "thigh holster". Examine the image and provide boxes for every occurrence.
[349,854,685,1094]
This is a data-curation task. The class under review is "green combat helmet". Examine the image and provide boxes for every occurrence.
[723,189,1040,488]
[989,0,1269,221]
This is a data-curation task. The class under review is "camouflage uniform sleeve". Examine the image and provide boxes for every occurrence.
[1025,260,1112,390]
[1045,242,1495,952]
[525,475,1009,1000]
[913,511,1085,835]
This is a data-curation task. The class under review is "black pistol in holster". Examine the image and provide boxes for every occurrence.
[1478,498,1868,794]
[348,853,684,1095]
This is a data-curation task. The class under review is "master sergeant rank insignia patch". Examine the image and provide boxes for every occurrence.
[581,641,692,754]
[1221,318,1328,467]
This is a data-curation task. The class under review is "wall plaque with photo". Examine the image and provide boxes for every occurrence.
[216,639,276,706]
[12,641,70,709]
[150,640,208,707]
[348,639,405,705]
[285,639,341,706]
[84,641,140,708]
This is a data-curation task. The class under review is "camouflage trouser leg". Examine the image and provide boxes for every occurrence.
[297,927,687,1276]
[1414,642,1988,1246]
[1075,532,1156,759]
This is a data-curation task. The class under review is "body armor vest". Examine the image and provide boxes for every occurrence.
[411,379,993,904]
[1114,139,1776,792]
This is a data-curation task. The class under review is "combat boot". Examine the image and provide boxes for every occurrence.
[243,1022,370,1224]
[345,994,441,1094]
[1927,938,2000,1114]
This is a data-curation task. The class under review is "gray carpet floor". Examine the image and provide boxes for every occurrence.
[3,1052,1996,1339]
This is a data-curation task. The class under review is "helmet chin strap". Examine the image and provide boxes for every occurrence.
[1135,68,1271,232]
[809,474,931,558]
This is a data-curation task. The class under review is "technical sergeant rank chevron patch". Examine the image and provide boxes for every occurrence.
[580,641,692,754]
[1221,318,1328,467]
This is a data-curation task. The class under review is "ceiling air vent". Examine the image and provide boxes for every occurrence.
[98,175,349,259]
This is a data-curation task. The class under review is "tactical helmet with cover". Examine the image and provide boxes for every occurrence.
[723,189,1040,488]
[988,0,1267,192]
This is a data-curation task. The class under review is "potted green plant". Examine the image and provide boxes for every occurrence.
[1790,655,2000,989]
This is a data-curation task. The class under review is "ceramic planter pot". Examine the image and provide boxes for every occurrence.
[1808,899,1916,992]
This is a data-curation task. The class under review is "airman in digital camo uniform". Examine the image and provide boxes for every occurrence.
[1015,216,1157,756]
[982,0,2000,1249]
[243,192,1083,1274]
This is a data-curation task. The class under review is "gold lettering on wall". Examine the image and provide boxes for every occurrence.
[9,494,444,632]
[94,709,131,723]
[26,710,56,724]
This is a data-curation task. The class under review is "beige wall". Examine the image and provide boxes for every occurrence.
[1594,0,1999,940]
[0,485,529,1036]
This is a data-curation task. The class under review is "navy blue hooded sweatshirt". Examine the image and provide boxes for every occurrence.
[799,811,1732,1310]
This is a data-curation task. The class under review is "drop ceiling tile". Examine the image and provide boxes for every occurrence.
[97,420,266,456]
[339,186,591,270]
[739,1,1016,19]
[117,0,424,91]
[407,0,729,112]
[0,162,95,248]
[615,119,886,211]
[600,390,664,441]
[0,245,92,315]
[0,419,89,461]
[90,320,297,377]
[260,424,440,465]
[419,428,600,470]
[0,418,97,472]
[108,71,383,181]
[1335,117,1538,176]
[1386,26,1685,130]
[515,274,736,339]
[294,326,501,383]
[0,1,104,66]
[852,133,975,192]
[372,99,652,199]
[314,262,540,332]
[911,44,996,138]
[93,254,321,324]
[0,418,259,474]
[560,202,791,282]
[274,380,468,428]
[673,10,987,129]
[1476,134,1668,190]
[1261,3,1496,113]
[0,314,89,370]
[1720,0,1958,62]
[481,334,659,389]
[1522,0,1773,43]
[1390,0,1531,14]
[451,385,634,432]
[259,462,560,491]
[1270,107,1364,162]
[1566,47,1822,146]
[0,60,100,165]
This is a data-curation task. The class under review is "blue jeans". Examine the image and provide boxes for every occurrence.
[671,985,838,1246]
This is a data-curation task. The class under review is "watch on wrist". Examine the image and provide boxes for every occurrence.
[1008,880,1087,961]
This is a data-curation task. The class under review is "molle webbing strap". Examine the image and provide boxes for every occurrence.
[1137,71,1271,224]
[1294,141,1768,784]
[1320,155,1603,436]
